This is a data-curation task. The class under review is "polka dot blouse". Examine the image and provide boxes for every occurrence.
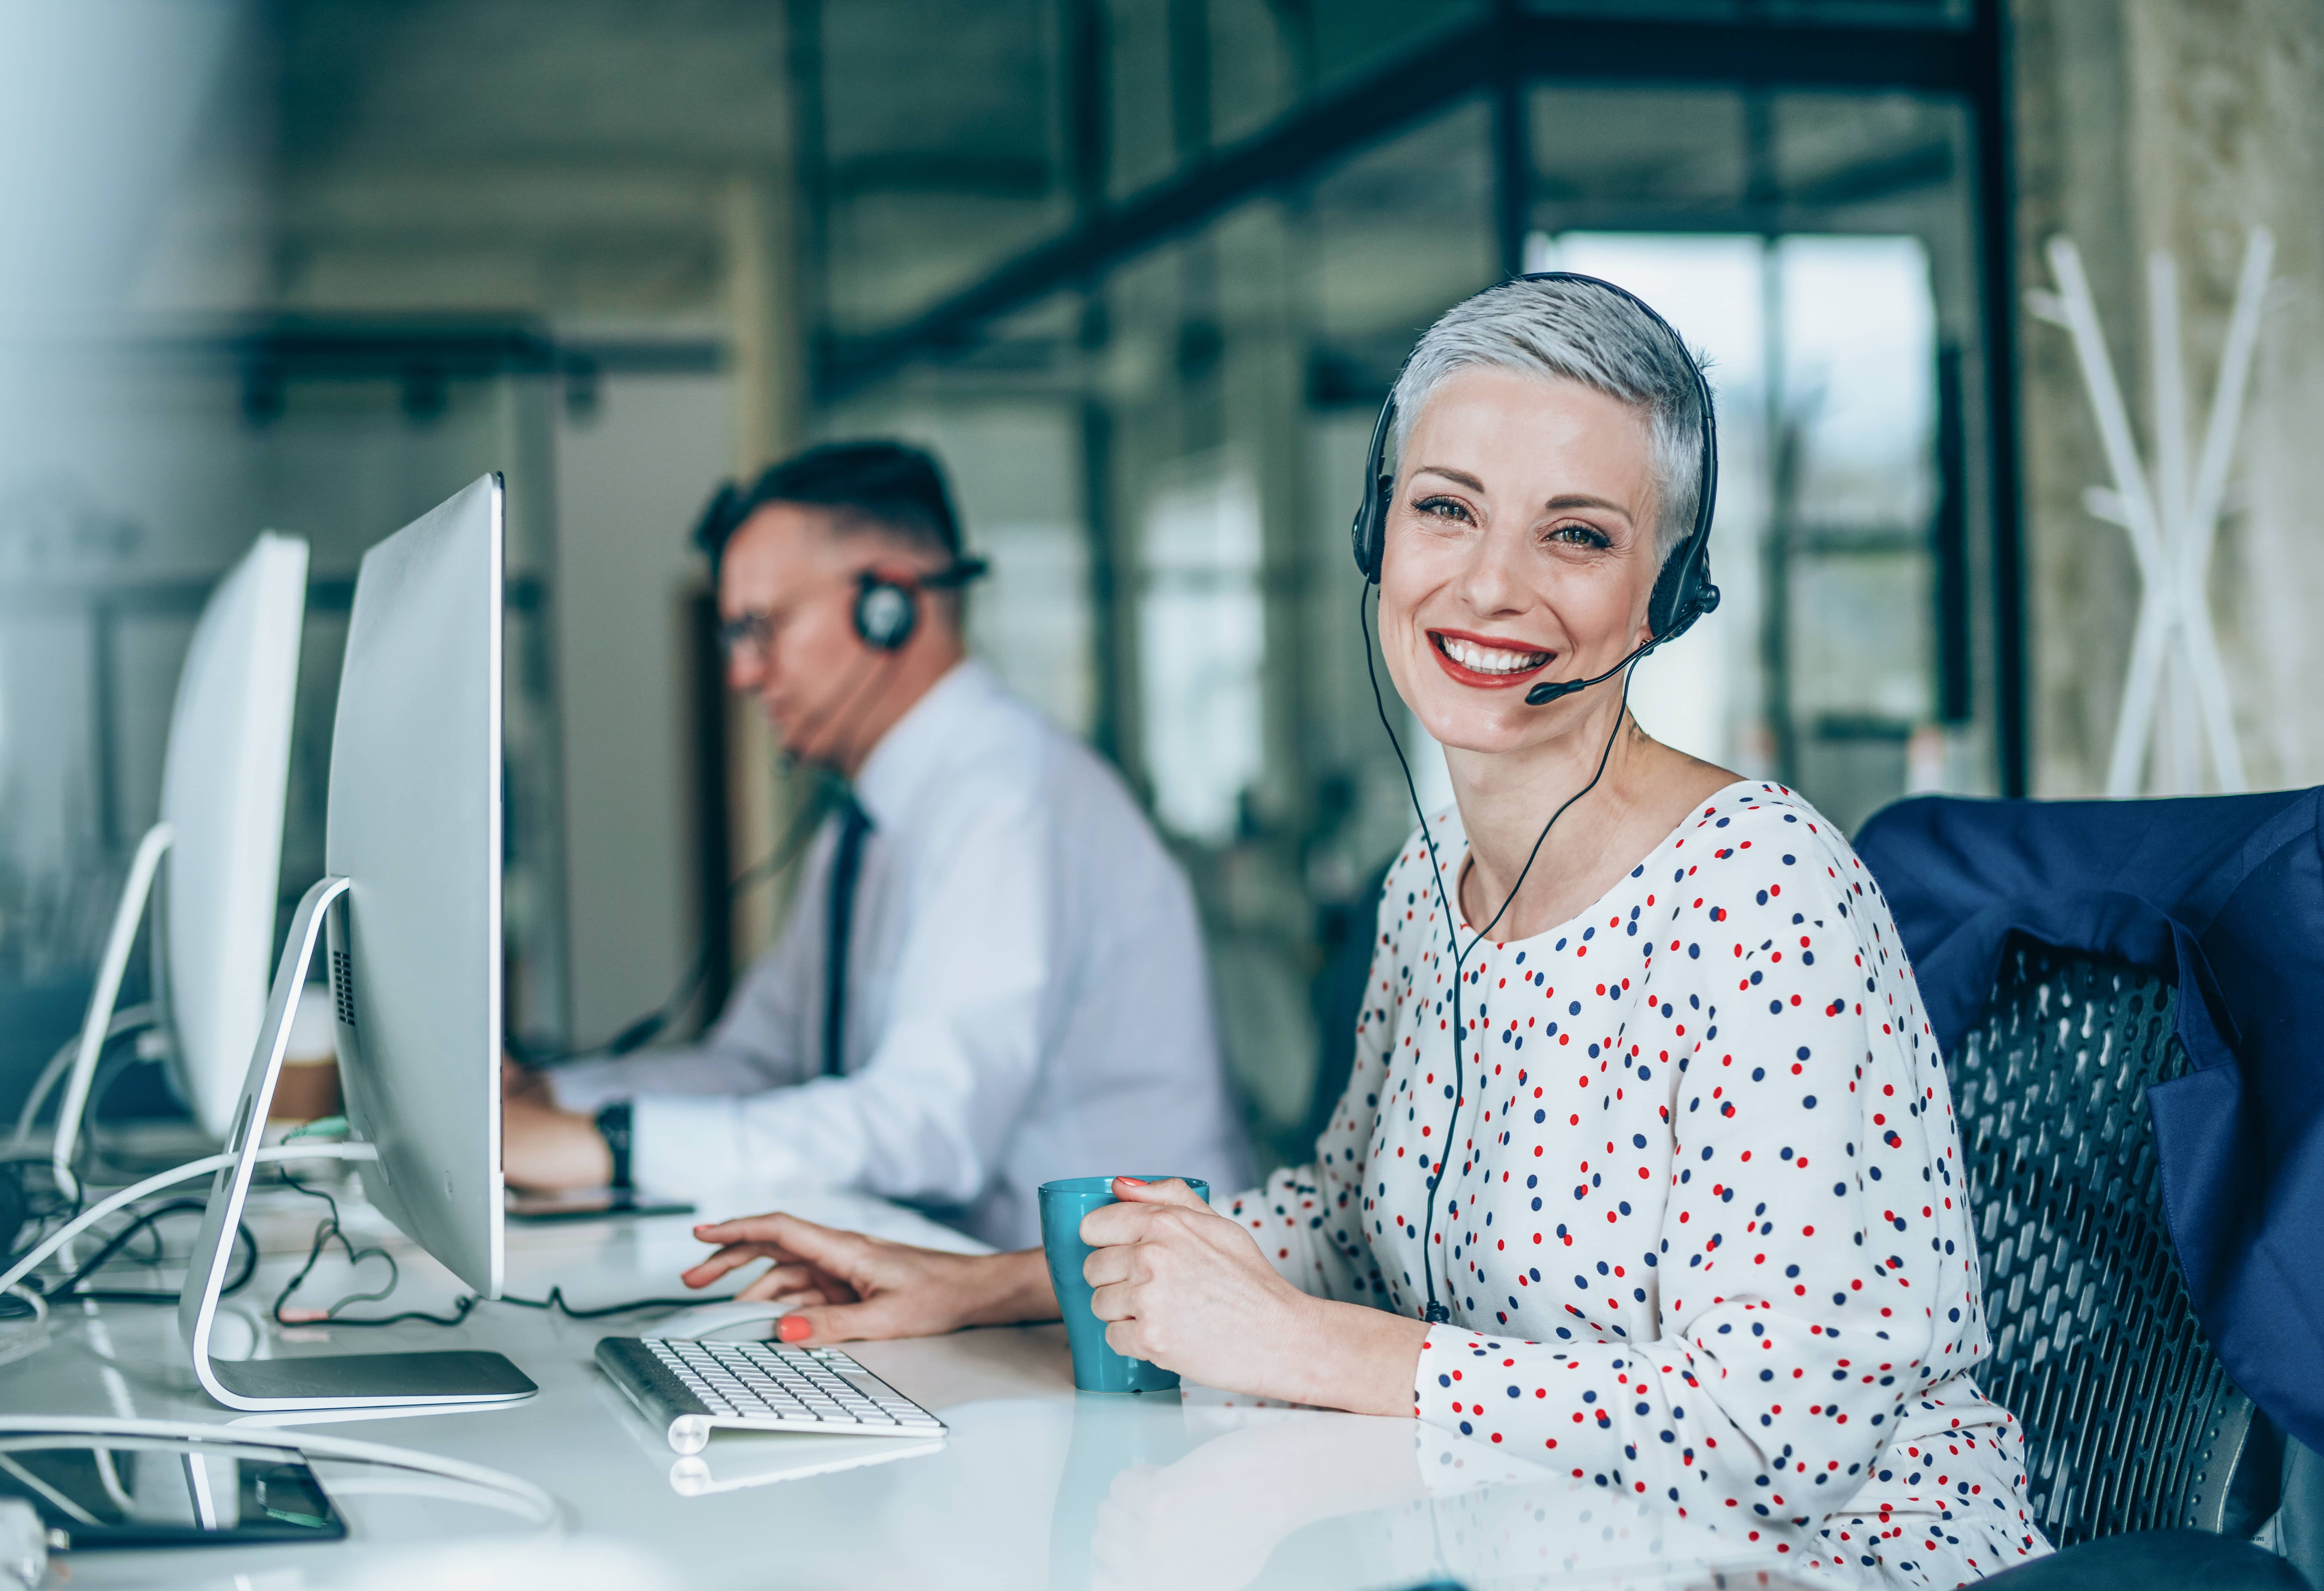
[1225,781,2051,1586]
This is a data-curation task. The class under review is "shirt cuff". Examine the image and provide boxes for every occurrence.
[1414,1324,1532,1447]
[541,1057,639,1116]
[626,1091,814,1197]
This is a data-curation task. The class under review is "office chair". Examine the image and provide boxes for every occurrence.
[1959,936,2312,1588]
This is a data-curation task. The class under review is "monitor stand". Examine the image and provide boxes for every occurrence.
[176,875,536,1413]
[51,820,173,1202]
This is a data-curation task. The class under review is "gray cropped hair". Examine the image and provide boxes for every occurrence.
[1389,277,1709,560]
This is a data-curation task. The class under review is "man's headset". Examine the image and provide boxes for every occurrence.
[1350,271,1721,693]
[1350,272,1722,1325]
[691,479,990,653]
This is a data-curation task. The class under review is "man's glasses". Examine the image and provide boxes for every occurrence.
[714,610,777,658]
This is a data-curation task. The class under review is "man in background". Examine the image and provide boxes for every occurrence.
[501,441,1249,1248]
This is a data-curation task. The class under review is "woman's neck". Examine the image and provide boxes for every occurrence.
[1446,693,1736,944]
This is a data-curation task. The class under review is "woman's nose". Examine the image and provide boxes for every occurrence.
[1452,527,1534,617]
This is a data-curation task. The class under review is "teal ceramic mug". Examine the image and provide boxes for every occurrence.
[1038,1175,1211,1393]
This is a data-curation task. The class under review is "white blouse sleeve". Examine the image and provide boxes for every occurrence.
[1410,815,1974,1532]
[1219,876,1402,1309]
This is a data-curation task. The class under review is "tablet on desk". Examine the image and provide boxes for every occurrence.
[0,1437,346,1549]
[505,1187,696,1222]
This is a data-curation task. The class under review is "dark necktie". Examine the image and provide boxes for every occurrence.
[823,795,872,1078]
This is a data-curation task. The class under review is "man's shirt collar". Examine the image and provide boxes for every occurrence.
[849,657,997,829]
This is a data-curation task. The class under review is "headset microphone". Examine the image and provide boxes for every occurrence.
[1522,579,1723,707]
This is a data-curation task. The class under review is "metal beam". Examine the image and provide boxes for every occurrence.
[1491,0,1530,279]
[1965,0,2027,796]
[818,9,1982,399]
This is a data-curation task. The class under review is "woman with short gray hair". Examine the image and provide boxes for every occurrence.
[682,276,2049,1586]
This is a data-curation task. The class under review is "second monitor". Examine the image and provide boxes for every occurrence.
[176,473,534,1413]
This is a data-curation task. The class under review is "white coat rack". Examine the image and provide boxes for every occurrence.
[2026,227,2275,798]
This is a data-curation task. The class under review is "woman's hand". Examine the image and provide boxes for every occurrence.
[682,1211,1057,1344]
[1081,1178,1428,1413]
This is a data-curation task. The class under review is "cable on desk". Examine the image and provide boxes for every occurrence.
[268,1157,746,1325]
[0,1142,377,1301]
[0,1159,79,1269]
[33,1200,258,1306]
[269,1168,478,1328]
[493,1285,745,1319]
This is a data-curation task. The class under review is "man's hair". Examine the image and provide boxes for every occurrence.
[1390,277,1707,560]
[694,440,964,572]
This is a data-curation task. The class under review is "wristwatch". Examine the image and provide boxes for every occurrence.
[594,1101,634,1191]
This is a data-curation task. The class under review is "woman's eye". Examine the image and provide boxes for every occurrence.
[1547,522,1611,549]
[1414,495,1472,524]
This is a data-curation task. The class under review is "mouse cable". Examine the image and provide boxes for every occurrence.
[267,1287,752,1330]
[0,1415,561,1530]
[265,1170,744,1327]
[492,1285,749,1320]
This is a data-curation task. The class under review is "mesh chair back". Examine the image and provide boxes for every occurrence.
[1952,936,2259,1545]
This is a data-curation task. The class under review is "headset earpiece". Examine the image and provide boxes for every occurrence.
[852,557,990,651]
[1349,400,1398,584]
[1645,524,1722,644]
[854,574,917,651]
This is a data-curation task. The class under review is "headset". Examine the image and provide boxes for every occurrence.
[689,477,990,654]
[849,560,989,651]
[1351,272,1721,1324]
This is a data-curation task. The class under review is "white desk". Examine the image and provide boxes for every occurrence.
[0,1177,1790,1591]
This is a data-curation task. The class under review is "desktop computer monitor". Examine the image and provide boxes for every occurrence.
[49,532,308,1193]
[323,475,506,1299]
[175,474,533,1412]
[161,533,309,1141]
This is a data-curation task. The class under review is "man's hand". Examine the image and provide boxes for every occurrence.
[500,1091,611,1190]
[1082,1177,1427,1414]
[683,1212,1057,1344]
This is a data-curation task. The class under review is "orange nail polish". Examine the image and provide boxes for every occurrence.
[778,1315,811,1342]
[1116,1176,1147,1186]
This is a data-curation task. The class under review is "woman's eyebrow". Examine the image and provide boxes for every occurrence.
[1543,492,1633,522]
[1411,464,1485,491]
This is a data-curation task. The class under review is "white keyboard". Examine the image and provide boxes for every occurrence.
[597,1336,947,1455]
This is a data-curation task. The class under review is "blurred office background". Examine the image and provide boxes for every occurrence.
[4,0,2320,1169]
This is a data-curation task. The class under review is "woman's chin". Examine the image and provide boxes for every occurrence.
[1412,703,1544,761]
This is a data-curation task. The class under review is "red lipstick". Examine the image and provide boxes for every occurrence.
[1425,629,1556,690]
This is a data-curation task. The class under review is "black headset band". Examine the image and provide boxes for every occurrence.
[911,557,989,591]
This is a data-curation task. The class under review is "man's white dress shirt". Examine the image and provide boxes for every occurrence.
[549,659,1251,1248]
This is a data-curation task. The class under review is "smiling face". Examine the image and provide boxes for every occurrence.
[1377,366,1664,756]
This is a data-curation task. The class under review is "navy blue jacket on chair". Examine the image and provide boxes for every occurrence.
[1853,787,2324,1455]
